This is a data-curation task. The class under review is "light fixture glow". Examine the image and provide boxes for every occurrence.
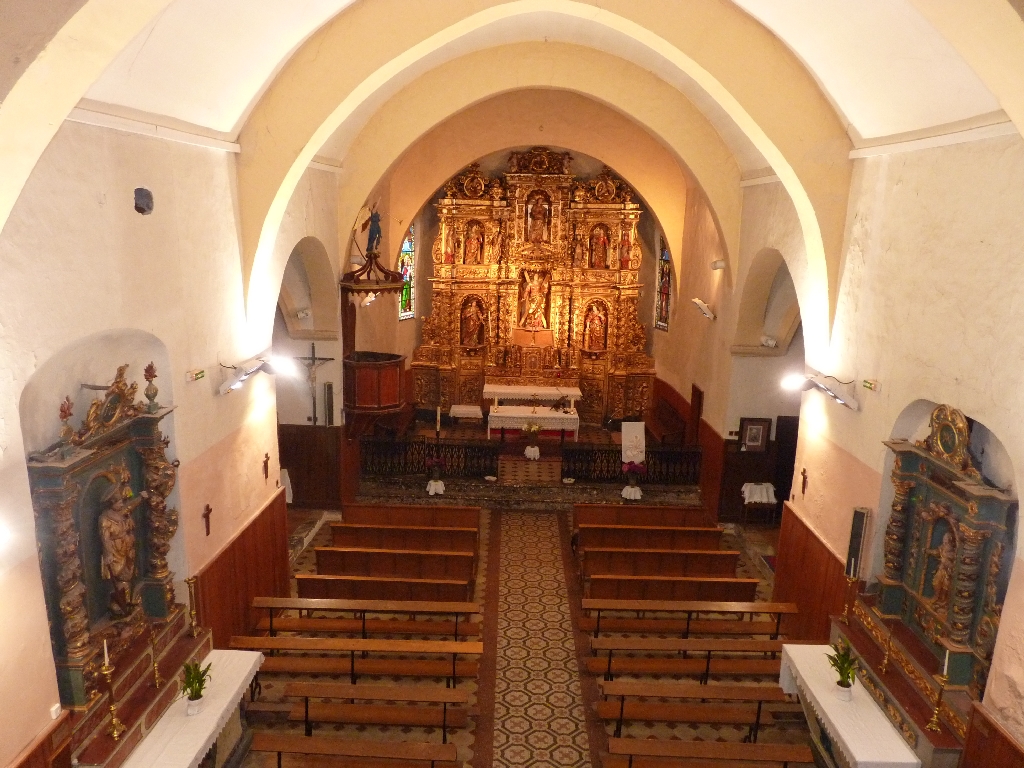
[268,355,299,378]
[781,373,811,391]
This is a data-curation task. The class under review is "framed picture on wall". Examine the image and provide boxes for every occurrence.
[738,417,772,452]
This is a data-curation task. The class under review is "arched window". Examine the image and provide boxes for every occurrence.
[398,226,415,320]
[655,236,671,331]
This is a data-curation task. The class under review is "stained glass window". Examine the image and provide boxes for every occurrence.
[398,226,415,320]
[655,236,671,331]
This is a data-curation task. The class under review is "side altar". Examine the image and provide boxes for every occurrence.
[411,147,654,425]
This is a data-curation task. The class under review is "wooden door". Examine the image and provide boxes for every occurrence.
[774,415,800,504]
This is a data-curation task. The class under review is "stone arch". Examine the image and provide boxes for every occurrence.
[732,247,803,354]
[276,236,339,341]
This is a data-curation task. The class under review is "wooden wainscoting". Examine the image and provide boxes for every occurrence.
[194,489,290,648]
[278,424,342,509]
[10,711,71,768]
[772,504,850,642]
[961,703,1024,768]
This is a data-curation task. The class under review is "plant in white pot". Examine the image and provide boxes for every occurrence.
[826,639,857,701]
[181,660,212,715]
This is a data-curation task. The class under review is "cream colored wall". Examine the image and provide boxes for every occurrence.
[724,331,805,441]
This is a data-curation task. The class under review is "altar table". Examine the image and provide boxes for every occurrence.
[122,649,262,768]
[487,404,579,441]
[780,643,920,768]
[483,383,582,410]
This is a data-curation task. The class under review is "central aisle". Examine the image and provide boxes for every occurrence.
[492,511,592,767]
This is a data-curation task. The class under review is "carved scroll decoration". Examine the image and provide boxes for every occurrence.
[137,432,181,609]
[883,477,916,581]
[950,523,991,645]
[48,488,91,659]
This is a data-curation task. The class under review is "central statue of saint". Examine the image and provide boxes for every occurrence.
[519,270,550,329]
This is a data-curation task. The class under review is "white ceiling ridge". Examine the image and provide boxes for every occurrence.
[309,156,343,173]
[66,100,240,153]
[849,110,1018,158]
[740,169,781,187]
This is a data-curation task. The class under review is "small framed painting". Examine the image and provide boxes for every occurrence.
[738,417,772,453]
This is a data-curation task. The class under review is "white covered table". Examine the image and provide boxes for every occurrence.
[122,649,262,768]
[487,404,579,441]
[741,482,777,504]
[780,643,920,768]
[483,383,582,410]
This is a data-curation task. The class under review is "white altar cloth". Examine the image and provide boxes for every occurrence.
[487,404,579,441]
[780,644,920,768]
[742,482,777,504]
[483,384,582,404]
[122,649,262,768]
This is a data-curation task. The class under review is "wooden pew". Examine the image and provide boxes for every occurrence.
[231,635,484,687]
[587,574,759,602]
[573,504,712,529]
[284,682,470,742]
[315,547,476,584]
[598,680,789,741]
[577,525,723,552]
[296,573,471,602]
[587,637,783,682]
[582,549,740,579]
[253,596,481,640]
[605,738,814,768]
[343,503,480,529]
[581,599,798,639]
[332,523,479,553]
[251,732,458,768]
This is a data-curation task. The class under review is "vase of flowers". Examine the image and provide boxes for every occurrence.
[827,639,857,701]
[622,461,647,486]
[181,660,212,715]
[425,456,445,481]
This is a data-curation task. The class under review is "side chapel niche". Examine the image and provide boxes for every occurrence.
[412,148,653,423]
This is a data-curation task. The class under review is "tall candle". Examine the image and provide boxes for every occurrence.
[943,649,949,676]
[103,639,109,667]
[436,406,441,432]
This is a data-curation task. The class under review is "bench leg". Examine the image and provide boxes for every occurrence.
[443,701,448,744]
[454,613,460,642]
[277,751,282,768]
[304,696,312,737]
[350,650,357,685]
[615,695,625,738]
[752,700,763,743]
[685,611,692,639]
[774,612,783,639]
[249,673,261,702]
[702,651,712,684]
[361,611,367,639]
[594,610,602,638]
[451,653,458,688]
[605,650,614,682]
[268,608,275,638]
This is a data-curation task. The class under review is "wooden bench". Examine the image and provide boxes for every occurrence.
[578,525,723,552]
[581,599,798,639]
[343,504,480,529]
[296,573,471,602]
[646,398,687,444]
[605,737,814,768]
[574,504,711,529]
[587,575,759,602]
[231,636,484,686]
[315,547,477,584]
[599,680,789,741]
[253,596,481,640]
[284,682,470,742]
[251,732,458,768]
[332,523,479,553]
[582,549,740,579]
[588,637,783,683]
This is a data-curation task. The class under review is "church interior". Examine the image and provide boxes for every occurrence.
[4,2,1024,767]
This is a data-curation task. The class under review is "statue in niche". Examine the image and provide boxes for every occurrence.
[584,303,608,351]
[464,222,483,264]
[527,192,550,244]
[928,530,958,609]
[99,473,146,616]
[573,232,584,266]
[519,270,550,329]
[619,227,632,269]
[460,298,486,346]
[590,224,610,268]
[488,221,504,263]
[443,226,456,264]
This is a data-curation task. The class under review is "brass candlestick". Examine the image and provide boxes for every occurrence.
[150,628,163,689]
[925,674,947,732]
[879,629,893,675]
[840,574,857,624]
[100,663,126,741]
[185,576,199,637]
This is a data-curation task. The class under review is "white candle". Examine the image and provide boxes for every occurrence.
[943,649,949,676]
[103,639,109,667]
[850,558,856,579]
[436,406,441,431]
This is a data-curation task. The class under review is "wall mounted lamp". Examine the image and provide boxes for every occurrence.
[710,259,726,270]
[218,353,299,395]
[781,372,859,410]
[691,298,716,320]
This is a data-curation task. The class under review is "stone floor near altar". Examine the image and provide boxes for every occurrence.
[241,490,811,767]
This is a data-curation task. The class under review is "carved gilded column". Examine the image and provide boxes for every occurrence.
[950,524,990,645]
[883,478,916,581]
[138,432,181,611]
[48,490,91,660]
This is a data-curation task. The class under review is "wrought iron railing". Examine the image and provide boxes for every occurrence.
[360,436,500,478]
[561,444,702,484]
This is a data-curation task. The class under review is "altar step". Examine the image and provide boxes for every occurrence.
[70,606,213,768]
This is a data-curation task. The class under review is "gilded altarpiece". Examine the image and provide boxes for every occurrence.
[412,148,654,423]
[27,364,182,708]
[879,405,1015,699]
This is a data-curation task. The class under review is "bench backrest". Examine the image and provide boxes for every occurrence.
[343,504,480,529]
[600,681,788,701]
[582,549,739,578]
[231,635,483,654]
[587,574,759,602]
[592,637,783,653]
[296,573,471,602]
[252,732,458,762]
[573,504,711,529]
[284,682,470,703]
[331,523,478,552]
[577,525,723,551]
[253,596,481,615]
[315,547,476,582]
[581,598,798,615]
[608,737,813,763]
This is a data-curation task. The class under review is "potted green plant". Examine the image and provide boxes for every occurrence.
[181,660,212,715]
[826,639,857,700]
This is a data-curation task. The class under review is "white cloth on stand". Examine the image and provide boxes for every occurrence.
[524,445,540,460]
[621,421,646,463]
[280,468,293,504]
[621,486,642,500]
[426,479,445,496]
[741,482,777,504]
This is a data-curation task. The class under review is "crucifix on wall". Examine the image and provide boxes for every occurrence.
[294,342,336,426]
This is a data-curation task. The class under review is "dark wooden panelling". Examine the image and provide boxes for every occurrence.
[11,711,71,768]
[961,702,1024,768]
[772,504,850,642]
[278,424,341,509]
[699,419,725,523]
[194,489,289,648]
[718,439,778,522]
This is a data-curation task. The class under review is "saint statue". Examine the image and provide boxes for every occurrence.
[98,476,145,616]
[365,207,382,253]
[519,270,550,329]
[929,531,957,609]
[590,225,609,268]
[584,303,607,350]
[464,222,483,264]
[461,299,486,346]
[619,228,632,269]
[527,194,548,244]
[573,234,584,266]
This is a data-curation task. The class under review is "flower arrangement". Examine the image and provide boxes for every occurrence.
[424,456,447,469]
[826,639,857,689]
[523,422,541,444]
[622,461,647,476]
[181,661,212,701]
